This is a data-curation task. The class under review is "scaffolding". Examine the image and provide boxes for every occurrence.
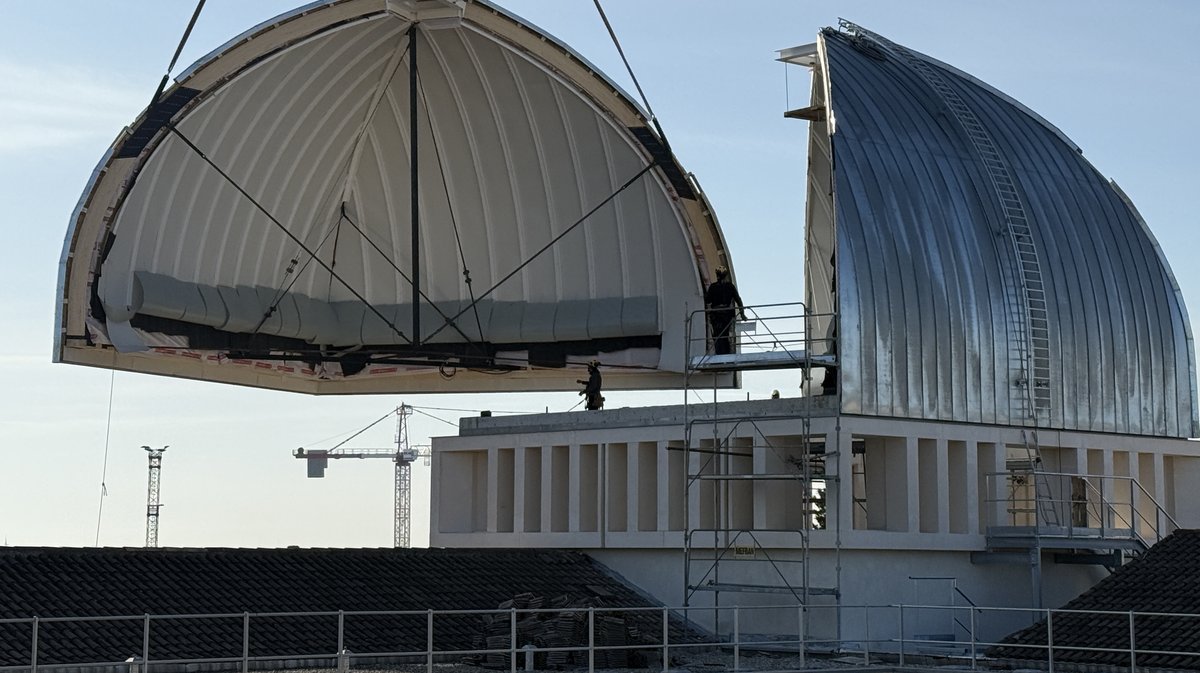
[681,301,841,625]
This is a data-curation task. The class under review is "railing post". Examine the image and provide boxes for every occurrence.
[427,610,434,673]
[337,610,345,657]
[510,608,517,673]
[242,612,250,673]
[1128,611,1136,673]
[661,607,669,673]
[1100,479,1108,539]
[587,607,595,673]
[733,606,740,672]
[142,614,151,673]
[898,604,905,667]
[798,606,806,669]
[1046,609,1054,673]
[969,609,977,670]
[863,606,870,665]
[29,617,38,673]
[1123,479,1132,537]
[336,610,349,673]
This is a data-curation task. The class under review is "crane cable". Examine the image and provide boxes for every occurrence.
[148,0,207,109]
[167,125,412,345]
[423,160,657,342]
[592,0,672,151]
[416,70,487,350]
[328,407,398,452]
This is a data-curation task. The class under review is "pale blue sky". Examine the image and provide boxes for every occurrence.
[1,1,1197,548]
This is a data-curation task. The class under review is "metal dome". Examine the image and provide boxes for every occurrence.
[799,22,1197,438]
[55,0,729,393]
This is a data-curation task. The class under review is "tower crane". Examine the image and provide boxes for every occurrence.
[293,404,430,547]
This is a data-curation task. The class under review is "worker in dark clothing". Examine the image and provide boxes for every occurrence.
[821,320,838,395]
[705,265,744,355]
[577,360,604,410]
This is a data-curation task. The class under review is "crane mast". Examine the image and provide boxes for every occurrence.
[394,404,414,548]
[294,404,427,547]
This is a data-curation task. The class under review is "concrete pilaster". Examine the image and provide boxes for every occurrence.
[657,442,671,531]
[627,443,639,532]
[541,446,553,533]
[513,447,526,533]
[487,448,499,533]
[965,440,979,534]
[569,444,581,532]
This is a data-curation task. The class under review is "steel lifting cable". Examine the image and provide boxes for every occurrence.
[148,0,207,109]
[416,69,487,347]
[314,28,410,304]
[250,201,348,336]
[167,125,411,344]
[337,207,481,348]
[592,0,672,150]
[424,160,658,342]
[328,407,398,452]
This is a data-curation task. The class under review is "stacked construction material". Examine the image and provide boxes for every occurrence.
[464,593,655,670]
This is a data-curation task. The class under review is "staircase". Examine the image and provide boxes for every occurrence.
[984,470,1177,564]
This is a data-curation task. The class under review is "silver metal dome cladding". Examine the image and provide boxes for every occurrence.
[806,23,1197,438]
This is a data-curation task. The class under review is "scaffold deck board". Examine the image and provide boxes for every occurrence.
[689,583,840,596]
[688,350,836,372]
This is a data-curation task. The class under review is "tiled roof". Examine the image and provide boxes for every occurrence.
[0,547,687,667]
[993,530,1200,669]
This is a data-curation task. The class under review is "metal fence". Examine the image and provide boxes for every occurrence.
[3,602,1199,673]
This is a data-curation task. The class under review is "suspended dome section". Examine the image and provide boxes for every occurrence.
[56,0,729,393]
[794,22,1197,438]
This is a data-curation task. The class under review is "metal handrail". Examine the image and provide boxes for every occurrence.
[684,301,836,359]
[7,602,1200,673]
[984,470,1177,548]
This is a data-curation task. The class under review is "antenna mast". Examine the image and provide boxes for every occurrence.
[143,445,168,547]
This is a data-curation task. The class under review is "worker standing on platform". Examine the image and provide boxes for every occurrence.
[577,360,604,410]
[705,265,745,355]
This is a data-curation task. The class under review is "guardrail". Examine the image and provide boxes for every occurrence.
[684,301,836,362]
[2,602,1197,673]
[984,471,1178,549]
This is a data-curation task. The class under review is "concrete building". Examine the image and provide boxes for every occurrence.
[430,20,1200,645]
